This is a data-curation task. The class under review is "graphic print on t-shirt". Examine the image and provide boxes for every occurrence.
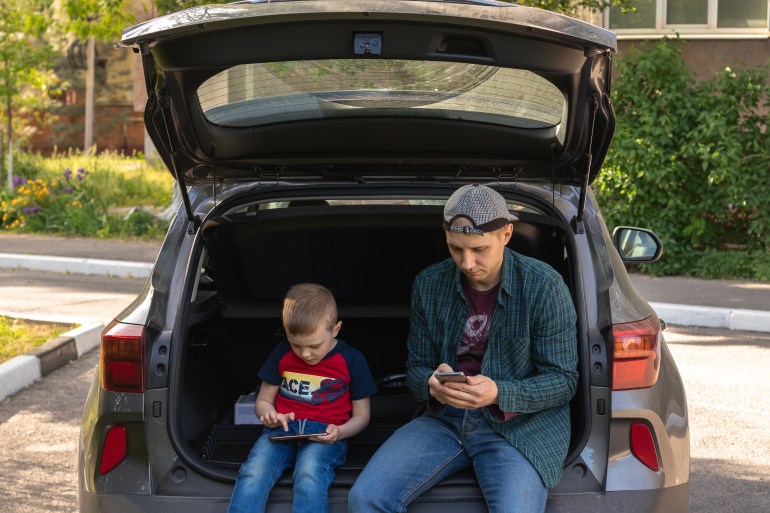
[458,314,490,354]
[279,371,349,405]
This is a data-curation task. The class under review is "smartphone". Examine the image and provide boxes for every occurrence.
[434,371,466,383]
[269,432,327,441]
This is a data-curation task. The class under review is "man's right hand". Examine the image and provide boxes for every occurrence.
[428,363,458,405]
[259,411,296,431]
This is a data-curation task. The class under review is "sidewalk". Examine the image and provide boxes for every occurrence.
[1,233,769,400]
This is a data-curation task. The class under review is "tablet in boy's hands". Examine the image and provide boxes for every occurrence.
[269,433,327,441]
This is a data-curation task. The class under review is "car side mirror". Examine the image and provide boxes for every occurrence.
[612,226,663,263]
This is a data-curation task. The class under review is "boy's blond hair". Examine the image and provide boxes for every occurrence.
[282,283,338,337]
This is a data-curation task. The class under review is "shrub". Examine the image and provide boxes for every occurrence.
[596,38,770,278]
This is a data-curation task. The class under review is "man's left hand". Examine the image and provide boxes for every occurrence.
[442,374,499,409]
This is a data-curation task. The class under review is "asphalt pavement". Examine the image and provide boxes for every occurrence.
[1,233,769,400]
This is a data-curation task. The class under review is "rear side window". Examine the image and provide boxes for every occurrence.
[197,60,566,130]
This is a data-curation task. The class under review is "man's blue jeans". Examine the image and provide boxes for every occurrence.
[227,420,347,513]
[348,407,548,513]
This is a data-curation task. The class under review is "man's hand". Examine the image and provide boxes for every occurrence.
[259,411,296,431]
[429,364,499,409]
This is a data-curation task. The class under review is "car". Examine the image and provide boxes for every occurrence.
[78,1,689,512]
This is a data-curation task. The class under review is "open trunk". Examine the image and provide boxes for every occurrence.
[170,201,586,491]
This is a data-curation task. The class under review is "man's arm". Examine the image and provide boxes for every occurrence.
[495,277,578,415]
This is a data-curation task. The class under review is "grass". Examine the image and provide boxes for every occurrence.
[14,149,174,208]
[0,316,74,365]
[1,150,174,239]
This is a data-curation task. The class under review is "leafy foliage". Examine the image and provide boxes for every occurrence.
[62,0,134,41]
[508,0,635,15]
[596,38,770,279]
[0,0,61,190]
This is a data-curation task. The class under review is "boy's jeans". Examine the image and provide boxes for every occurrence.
[227,420,347,513]
[348,407,548,513]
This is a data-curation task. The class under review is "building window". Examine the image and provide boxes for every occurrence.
[608,0,769,36]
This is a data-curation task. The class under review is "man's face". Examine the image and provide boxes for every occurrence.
[287,320,342,365]
[445,221,513,291]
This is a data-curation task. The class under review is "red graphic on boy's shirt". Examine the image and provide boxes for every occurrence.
[274,352,353,425]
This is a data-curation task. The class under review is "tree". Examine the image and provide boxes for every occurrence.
[61,0,134,151]
[0,0,58,192]
[497,0,635,15]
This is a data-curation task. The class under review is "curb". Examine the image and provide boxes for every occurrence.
[650,302,770,334]
[0,253,152,279]
[0,322,104,402]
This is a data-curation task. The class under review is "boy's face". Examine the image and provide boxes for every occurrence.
[287,320,342,366]
[445,222,513,291]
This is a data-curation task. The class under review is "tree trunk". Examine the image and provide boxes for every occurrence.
[84,36,95,153]
[6,94,12,193]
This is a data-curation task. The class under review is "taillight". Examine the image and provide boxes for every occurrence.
[100,321,145,393]
[99,425,128,475]
[630,422,660,471]
[611,316,661,390]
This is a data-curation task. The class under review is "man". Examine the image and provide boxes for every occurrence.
[348,184,578,513]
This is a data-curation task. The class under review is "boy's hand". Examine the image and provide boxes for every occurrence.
[313,424,340,444]
[259,411,296,431]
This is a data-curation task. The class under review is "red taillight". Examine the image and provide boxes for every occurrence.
[630,422,660,471]
[99,425,128,475]
[100,321,145,393]
[611,316,661,390]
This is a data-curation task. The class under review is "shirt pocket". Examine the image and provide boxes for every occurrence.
[485,335,533,380]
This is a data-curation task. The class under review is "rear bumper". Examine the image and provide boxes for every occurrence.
[80,483,690,513]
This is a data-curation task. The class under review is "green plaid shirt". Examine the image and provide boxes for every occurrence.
[406,247,578,488]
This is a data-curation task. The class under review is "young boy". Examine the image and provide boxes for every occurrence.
[227,283,377,513]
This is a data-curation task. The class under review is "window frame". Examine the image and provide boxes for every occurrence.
[605,0,770,39]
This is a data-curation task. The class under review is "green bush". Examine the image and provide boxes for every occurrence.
[596,38,770,279]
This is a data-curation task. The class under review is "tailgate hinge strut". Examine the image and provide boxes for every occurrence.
[158,93,200,233]
[571,94,599,235]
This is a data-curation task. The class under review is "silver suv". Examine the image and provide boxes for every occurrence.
[78,1,689,512]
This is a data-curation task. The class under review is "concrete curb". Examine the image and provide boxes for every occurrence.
[0,253,152,279]
[0,322,104,402]
[651,302,770,334]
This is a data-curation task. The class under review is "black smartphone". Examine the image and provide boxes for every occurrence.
[434,371,466,383]
[269,432,327,441]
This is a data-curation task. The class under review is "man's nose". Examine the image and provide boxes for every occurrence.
[461,251,475,270]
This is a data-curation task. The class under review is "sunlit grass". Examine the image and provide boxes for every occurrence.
[0,316,74,365]
[16,149,174,208]
[2,150,174,239]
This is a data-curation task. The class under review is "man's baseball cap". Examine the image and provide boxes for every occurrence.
[443,184,518,236]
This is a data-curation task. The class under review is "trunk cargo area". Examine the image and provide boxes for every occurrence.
[172,203,584,486]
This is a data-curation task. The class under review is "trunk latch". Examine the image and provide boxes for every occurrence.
[354,33,382,55]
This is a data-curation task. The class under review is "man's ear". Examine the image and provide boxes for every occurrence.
[501,223,514,244]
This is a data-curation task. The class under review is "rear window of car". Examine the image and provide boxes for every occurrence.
[196,59,566,130]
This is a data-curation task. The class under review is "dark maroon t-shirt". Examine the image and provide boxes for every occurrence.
[457,280,500,377]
